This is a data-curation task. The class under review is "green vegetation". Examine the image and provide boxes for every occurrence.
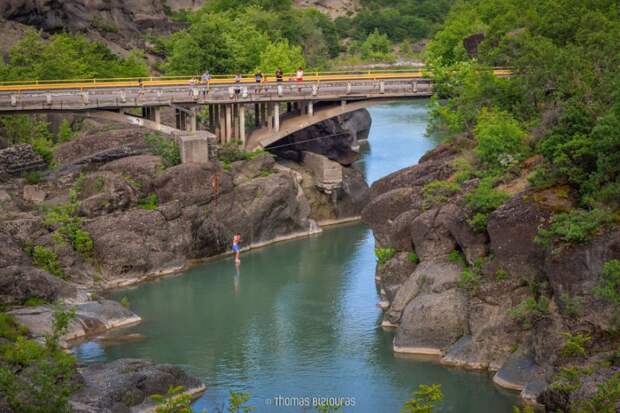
[227,391,255,413]
[359,30,395,63]
[447,249,465,266]
[465,179,509,231]
[535,209,614,248]
[408,251,419,264]
[495,268,508,281]
[139,193,159,210]
[426,0,620,215]
[145,133,181,168]
[549,366,592,394]
[458,268,480,294]
[594,259,620,306]
[509,296,550,329]
[0,313,28,342]
[560,332,591,358]
[0,306,79,413]
[401,383,443,413]
[23,170,42,185]
[422,180,460,209]
[0,30,148,81]
[43,190,94,260]
[217,143,266,165]
[28,245,66,280]
[559,293,583,318]
[572,372,620,413]
[120,296,130,309]
[151,385,192,413]
[375,247,396,265]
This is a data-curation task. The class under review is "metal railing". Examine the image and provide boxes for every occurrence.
[0,68,511,93]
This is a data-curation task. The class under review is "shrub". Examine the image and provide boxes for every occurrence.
[57,119,74,143]
[549,366,592,394]
[24,297,48,307]
[145,133,181,168]
[0,307,79,413]
[594,259,620,305]
[571,372,620,413]
[218,143,265,164]
[465,179,509,232]
[474,108,527,172]
[139,193,159,210]
[509,296,550,329]
[408,251,420,264]
[120,296,130,309]
[360,30,395,63]
[44,192,94,259]
[559,292,583,318]
[422,180,460,209]
[458,268,480,294]
[527,164,558,190]
[30,245,66,279]
[375,247,396,265]
[448,250,466,266]
[151,386,192,413]
[535,208,614,247]
[32,136,55,164]
[402,384,443,413]
[495,268,509,281]
[561,332,591,358]
[0,313,28,341]
[23,170,42,184]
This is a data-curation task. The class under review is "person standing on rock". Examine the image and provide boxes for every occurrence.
[232,233,241,263]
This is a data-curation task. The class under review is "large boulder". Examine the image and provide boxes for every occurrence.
[154,161,233,206]
[100,154,164,194]
[0,265,76,306]
[85,208,192,282]
[70,359,204,413]
[10,300,140,345]
[376,252,416,303]
[394,288,468,353]
[77,172,140,218]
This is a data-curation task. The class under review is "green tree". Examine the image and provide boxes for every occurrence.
[360,30,394,62]
[474,107,527,171]
[258,39,305,74]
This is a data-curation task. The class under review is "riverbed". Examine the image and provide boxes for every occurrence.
[73,100,517,412]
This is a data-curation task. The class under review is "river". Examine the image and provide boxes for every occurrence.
[73,100,517,412]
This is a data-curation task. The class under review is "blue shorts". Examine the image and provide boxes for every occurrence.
[232,244,240,253]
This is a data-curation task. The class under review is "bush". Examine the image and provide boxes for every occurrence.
[495,268,509,281]
[572,372,620,413]
[360,30,395,62]
[43,190,94,259]
[0,307,79,413]
[0,313,28,341]
[509,296,550,329]
[218,143,265,165]
[145,133,181,168]
[559,293,583,318]
[594,259,620,305]
[560,332,591,358]
[448,250,466,266]
[474,108,527,172]
[375,247,396,265]
[422,180,460,209]
[535,208,614,247]
[120,296,130,309]
[23,170,42,184]
[549,366,592,394]
[402,384,443,413]
[458,268,480,294]
[408,251,419,264]
[139,193,159,210]
[465,180,509,231]
[30,245,66,279]
[151,386,192,413]
[57,119,74,143]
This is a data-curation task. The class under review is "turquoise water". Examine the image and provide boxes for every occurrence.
[73,100,517,412]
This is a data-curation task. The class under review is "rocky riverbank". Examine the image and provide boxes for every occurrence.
[362,142,620,409]
[0,110,370,411]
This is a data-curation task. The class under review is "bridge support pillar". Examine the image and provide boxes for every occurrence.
[239,104,246,145]
[175,109,186,131]
[188,108,197,133]
[274,103,280,132]
[341,100,347,108]
[180,133,210,164]
[216,105,224,143]
[142,106,161,125]
[208,105,215,130]
[287,102,292,113]
[254,104,260,127]
[308,101,314,116]
[225,104,232,143]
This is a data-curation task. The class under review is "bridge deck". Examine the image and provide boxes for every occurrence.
[0,78,433,113]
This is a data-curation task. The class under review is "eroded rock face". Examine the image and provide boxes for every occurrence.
[365,140,620,406]
[0,265,76,306]
[70,358,203,413]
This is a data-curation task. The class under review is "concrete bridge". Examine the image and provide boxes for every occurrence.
[0,70,509,162]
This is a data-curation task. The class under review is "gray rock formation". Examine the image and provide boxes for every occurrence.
[70,358,204,413]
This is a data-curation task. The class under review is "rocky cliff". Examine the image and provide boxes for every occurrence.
[362,143,620,410]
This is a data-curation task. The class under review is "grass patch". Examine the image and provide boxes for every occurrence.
[408,251,419,264]
[375,247,396,266]
[422,180,460,209]
[509,296,550,329]
[560,332,591,358]
[139,193,159,210]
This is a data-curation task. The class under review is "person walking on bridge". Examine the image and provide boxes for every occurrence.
[234,73,242,98]
[275,68,283,82]
[254,71,263,94]
[296,67,304,93]
[201,70,211,96]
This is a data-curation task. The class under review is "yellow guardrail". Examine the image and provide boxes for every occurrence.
[0,68,511,93]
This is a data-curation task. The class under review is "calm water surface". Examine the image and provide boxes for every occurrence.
[73,100,517,412]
